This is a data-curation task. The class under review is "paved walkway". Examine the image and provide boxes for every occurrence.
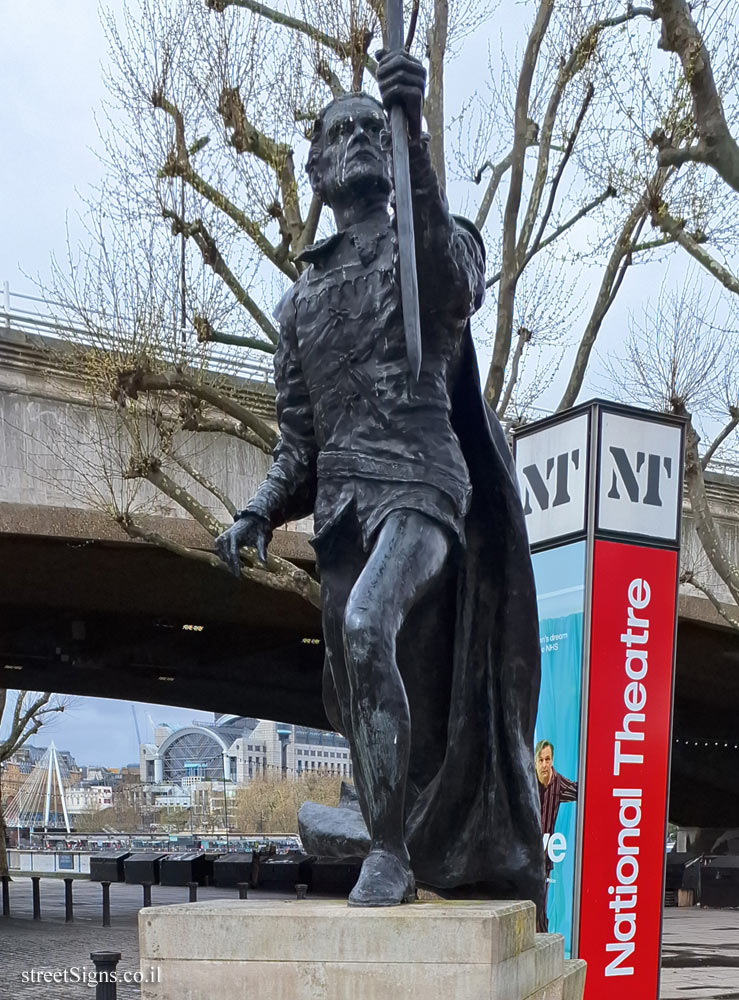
[661,907,739,1000]
[2,879,738,997]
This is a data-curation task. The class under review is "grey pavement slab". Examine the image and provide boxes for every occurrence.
[660,907,739,1000]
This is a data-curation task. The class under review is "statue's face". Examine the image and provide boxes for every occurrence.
[313,96,391,207]
[535,746,553,786]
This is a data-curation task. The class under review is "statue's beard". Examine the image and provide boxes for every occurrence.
[320,164,392,209]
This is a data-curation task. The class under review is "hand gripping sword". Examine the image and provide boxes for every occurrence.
[385,0,422,382]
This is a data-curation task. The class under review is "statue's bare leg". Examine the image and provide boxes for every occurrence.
[342,509,451,905]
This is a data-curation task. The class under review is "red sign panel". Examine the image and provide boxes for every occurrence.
[578,540,677,998]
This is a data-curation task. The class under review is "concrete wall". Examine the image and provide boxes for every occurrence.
[0,329,312,534]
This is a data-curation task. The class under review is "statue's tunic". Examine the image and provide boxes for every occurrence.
[244,138,485,552]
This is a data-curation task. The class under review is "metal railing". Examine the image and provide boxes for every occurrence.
[1,281,273,384]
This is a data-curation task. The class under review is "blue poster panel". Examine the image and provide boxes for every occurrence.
[532,541,586,957]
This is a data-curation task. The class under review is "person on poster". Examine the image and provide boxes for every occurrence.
[535,739,578,932]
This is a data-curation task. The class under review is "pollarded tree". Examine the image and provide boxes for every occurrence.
[41,0,737,608]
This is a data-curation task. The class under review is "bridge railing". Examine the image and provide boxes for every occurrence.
[1,281,272,383]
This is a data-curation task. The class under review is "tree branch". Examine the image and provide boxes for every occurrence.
[473,122,539,231]
[176,405,273,454]
[652,0,739,193]
[497,325,532,418]
[153,92,298,281]
[676,405,739,606]
[118,515,320,608]
[206,0,377,78]
[193,315,276,355]
[486,186,616,288]
[519,83,595,277]
[425,0,449,185]
[316,57,346,98]
[702,407,739,469]
[294,194,323,256]
[557,187,657,411]
[166,451,238,518]
[650,205,739,294]
[487,0,554,408]
[680,570,739,631]
[116,367,279,450]
[218,86,303,248]
[163,210,279,343]
[517,8,652,265]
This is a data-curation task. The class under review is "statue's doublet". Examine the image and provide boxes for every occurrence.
[266,217,483,549]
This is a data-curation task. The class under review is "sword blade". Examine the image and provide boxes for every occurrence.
[385,0,422,383]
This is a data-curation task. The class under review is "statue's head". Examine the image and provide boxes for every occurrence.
[306,92,391,210]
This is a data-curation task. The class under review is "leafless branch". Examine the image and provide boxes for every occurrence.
[118,515,320,608]
[497,325,532,417]
[206,0,377,77]
[680,571,739,631]
[163,209,279,343]
[652,0,739,193]
[166,451,238,518]
[473,121,539,231]
[487,0,554,408]
[702,408,739,469]
[116,367,279,450]
[675,406,739,606]
[486,187,616,288]
[650,205,739,295]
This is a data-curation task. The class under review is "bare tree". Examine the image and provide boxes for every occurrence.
[0,691,68,878]
[606,275,739,629]
[38,0,738,614]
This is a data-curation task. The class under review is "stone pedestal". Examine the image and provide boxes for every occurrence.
[139,898,586,1000]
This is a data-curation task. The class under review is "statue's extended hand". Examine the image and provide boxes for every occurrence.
[376,49,426,140]
[215,513,272,577]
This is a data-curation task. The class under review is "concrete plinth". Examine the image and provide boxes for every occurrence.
[139,898,586,1000]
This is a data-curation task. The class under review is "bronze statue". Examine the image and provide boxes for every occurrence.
[216,49,544,911]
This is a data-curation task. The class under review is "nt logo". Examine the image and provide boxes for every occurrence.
[522,445,673,516]
[606,447,673,507]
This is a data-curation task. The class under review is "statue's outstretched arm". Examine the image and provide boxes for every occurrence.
[407,135,486,320]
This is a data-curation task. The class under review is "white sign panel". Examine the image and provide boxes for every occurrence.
[515,412,589,547]
[597,412,682,542]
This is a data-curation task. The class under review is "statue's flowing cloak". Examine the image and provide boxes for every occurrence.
[403,326,544,903]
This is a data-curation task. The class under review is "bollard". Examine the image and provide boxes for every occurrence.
[188,881,198,902]
[101,881,111,927]
[142,882,152,908]
[90,951,121,1000]
[2,874,9,917]
[64,877,74,923]
[31,875,41,920]
[237,882,248,900]
[295,883,308,900]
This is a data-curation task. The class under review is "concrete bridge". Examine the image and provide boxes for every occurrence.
[1,316,738,831]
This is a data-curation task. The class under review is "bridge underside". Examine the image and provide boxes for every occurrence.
[670,617,739,828]
[2,520,738,828]
[0,529,328,730]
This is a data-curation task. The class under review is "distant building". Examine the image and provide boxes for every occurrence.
[66,785,113,814]
[139,716,352,787]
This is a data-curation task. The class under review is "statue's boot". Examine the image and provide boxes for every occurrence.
[347,850,416,907]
